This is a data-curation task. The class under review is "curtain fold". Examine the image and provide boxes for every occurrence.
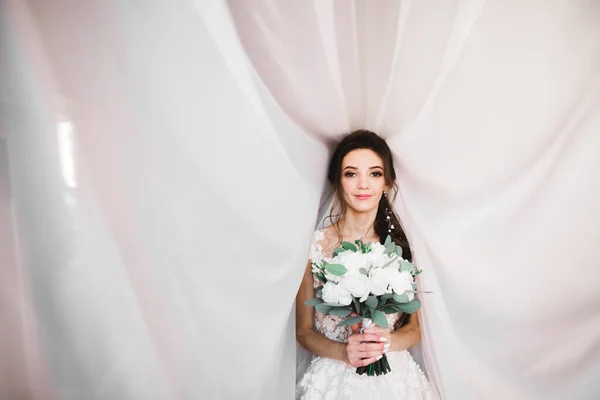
[229,1,600,399]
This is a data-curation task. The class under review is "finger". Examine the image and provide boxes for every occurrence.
[360,350,385,359]
[358,342,387,352]
[359,333,389,343]
[359,355,383,367]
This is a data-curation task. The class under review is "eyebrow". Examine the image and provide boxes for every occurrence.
[343,165,384,171]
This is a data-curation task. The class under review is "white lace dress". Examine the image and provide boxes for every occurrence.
[296,230,433,400]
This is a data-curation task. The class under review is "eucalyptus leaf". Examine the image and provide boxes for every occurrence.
[323,302,349,307]
[353,296,361,314]
[315,303,333,314]
[399,259,414,272]
[385,242,395,255]
[382,306,397,314]
[359,268,369,275]
[378,293,393,307]
[371,310,389,329]
[329,308,352,317]
[392,293,409,303]
[396,299,422,314]
[384,235,392,247]
[341,241,358,252]
[336,316,363,327]
[325,263,347,276]
[365,296,378,309]
[315,273,327,284]
[332,247,345,257]
[394,244,403,258]
[304,298,323,306]
[315,285,323,294]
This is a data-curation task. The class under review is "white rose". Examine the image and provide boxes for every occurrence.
[370,242,385,254]
[332,251,366,274]
[367,267,390,296]
[367,251,391,269]
[321,281,353,305]
[324,270,341,283]
[388,269,415,301]
[339,273,369,301]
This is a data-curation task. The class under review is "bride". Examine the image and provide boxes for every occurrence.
[296,130,434,399]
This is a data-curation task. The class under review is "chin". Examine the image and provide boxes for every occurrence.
[349,202,379,214]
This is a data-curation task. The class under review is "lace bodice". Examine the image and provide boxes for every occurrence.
[310,229,400,343]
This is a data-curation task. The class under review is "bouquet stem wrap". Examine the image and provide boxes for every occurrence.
[356,318,391,376]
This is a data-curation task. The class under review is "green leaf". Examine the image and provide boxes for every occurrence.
[399,259,414,272]
[353,296,361,314]
[359,268,369,275]
[304,298,323,306]
[392,293,409,303]
[384,242,395,255]
[336,316,363,327]
[341,241,357,252]
[322,302,349,307]
[315,274,327,284]
[332,247,345,257]
[325,263,347,276]
[378,293,393,307]
[315,285,323,294]
[382,306,398,314]
[315,303,333,314]
[365,296,378,309]
[371,310,389,329]
[394,244,403,258]
[329,308,352,317]
[396,299,422,314]
[384,235,392,247]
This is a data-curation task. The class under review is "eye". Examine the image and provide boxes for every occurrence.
[371,171,383,177]
[344,171,356,178]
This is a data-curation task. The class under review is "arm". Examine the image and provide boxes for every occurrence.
[296,260,387,366]
[389,313,422,351]
[362,312,422,352]
[296,260,349,363]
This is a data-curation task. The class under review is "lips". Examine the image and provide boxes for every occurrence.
[355,194,372,200]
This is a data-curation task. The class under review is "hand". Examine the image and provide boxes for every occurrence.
[363,325,392,353]
[344,314,390,368]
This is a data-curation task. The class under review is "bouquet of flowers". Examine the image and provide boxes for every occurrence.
[304,235,422,377]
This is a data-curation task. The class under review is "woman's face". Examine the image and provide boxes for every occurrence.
[340,149,388,214]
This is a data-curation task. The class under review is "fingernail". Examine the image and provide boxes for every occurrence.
[376,355,383,360]
[384,344,390,352]
[380,337,388,342]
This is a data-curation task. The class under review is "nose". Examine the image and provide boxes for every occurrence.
[358,174,369,189]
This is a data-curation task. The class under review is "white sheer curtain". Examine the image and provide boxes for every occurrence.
[1,0,599,399]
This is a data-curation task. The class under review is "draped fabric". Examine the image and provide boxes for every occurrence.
[1,1,599,399]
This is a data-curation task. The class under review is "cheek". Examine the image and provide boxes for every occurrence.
[372,178,386,193]
[340,178,353,196]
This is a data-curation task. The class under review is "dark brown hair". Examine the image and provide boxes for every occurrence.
[326,129,412,261]
[326,129,413,329]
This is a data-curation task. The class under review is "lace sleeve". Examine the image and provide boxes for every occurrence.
[309,229,326,264]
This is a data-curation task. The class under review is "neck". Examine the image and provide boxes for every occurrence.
[337,207,378,241]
